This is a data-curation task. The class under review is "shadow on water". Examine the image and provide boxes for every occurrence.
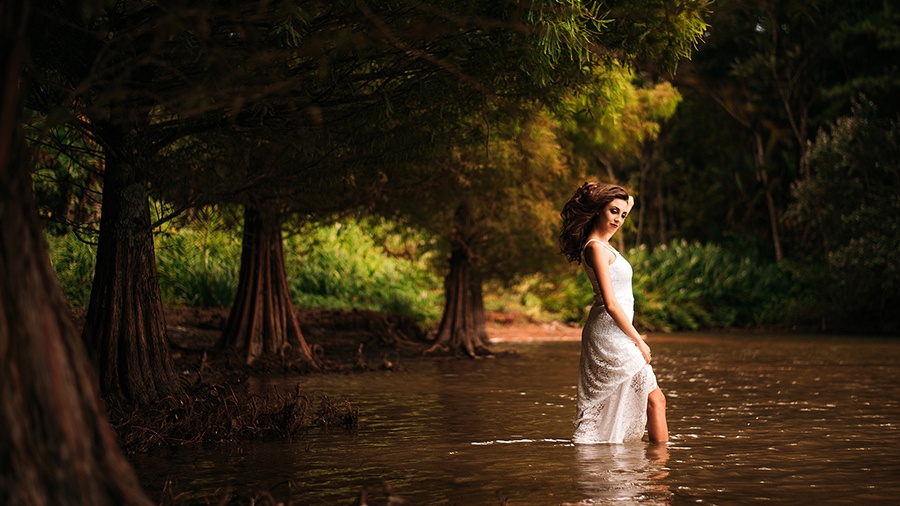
[131,334,900,505]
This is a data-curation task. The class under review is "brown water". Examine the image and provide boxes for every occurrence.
[132,334,900,505]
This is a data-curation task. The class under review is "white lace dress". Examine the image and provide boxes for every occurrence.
[573,240,658,444]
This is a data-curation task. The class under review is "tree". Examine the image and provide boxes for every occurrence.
[210,0,711,359]
[1,1,152,502]
[363,1,710,356]
[669,0,900,260]
[24,1,262,403]
[28,0,711,371]
[556,63,683,247]
[427,112,572,356]
[209,134,345,366]
[26,0,382,396]
[789,101,900,332]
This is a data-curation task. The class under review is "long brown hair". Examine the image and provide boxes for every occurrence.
[558,182,629,264]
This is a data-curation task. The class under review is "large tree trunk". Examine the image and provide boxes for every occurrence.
[1,7,152,501]
[220,206,318,367]
[425,236,492,358]
[81,123,180,405]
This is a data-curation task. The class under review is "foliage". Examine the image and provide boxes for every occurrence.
[285,220,443,325]
[491,241,798,331]
[629,241,797,331]
[789,102,900,332]
[45,234,96,306]
[557,62,683,181]
[663,0,900,262]
[48,214,809,331]
[155,212,241,308]
[485,269,593,324]
[48,214,442,324]
[27,122,103,235]
[375,106,577,286]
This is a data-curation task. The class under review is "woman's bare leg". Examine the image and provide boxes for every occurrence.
[647,387,668,442]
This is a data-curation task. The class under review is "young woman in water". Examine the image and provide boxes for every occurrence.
[559,182,668,444]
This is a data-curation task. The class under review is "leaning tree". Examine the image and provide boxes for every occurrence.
[1,0,152,503]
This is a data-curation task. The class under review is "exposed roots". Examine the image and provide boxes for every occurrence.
[106,385,358,453]
[423,339,494,359]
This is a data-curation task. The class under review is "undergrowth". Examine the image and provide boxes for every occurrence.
[108,385,357,453]
[48,215,803,332]
[486,241,802,331]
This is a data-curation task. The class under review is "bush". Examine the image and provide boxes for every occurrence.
[629,241,796,331]
[492,241,798,331]
[47,216,442,326]
[155,223,241,308]
[285,220,442,325]
[45,234,96,306]
[789,101,900,333]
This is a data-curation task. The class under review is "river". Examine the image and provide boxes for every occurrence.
[132,333,900,504]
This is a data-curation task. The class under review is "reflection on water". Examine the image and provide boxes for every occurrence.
[571,442,671,505]
[132,334,900,505]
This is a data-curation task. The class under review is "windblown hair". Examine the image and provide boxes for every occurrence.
[558,182,629,264]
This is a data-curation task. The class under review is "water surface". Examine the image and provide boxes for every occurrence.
[133,333,900,504]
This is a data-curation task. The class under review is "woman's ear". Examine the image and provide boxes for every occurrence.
[626,196,635,214]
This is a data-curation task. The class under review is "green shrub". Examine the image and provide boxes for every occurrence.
[285,220,442,325]
[154,225,241,307]
[46,216,442,326]
[45,234,96,306]
[47,216,798,331]
[630,241,796,331]
[485,270,593,323]
[492,241,798,331]
[789,102,900,333]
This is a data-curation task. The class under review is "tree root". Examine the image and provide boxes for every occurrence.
[107,385,358,453]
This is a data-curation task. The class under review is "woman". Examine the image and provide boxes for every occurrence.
[559,182,668,444]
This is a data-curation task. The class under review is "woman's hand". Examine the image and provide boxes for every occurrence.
[637,338,651,364]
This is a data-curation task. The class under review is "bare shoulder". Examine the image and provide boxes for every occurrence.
[583,240,613,268]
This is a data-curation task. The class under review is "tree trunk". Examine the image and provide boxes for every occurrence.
[81,124,180,405]
[753,130,784,262]
[425,237,492,358]
[636,155,649,246]
[470,270,491,347]
[656,175,667,246]
[1,7,152,500]
[220,206,318,367]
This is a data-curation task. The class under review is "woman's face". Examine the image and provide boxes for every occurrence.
[597,198,630,235]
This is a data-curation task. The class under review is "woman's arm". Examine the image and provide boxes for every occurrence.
[584,243,651,363]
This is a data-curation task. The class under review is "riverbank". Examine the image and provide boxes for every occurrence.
[163,306,582,370]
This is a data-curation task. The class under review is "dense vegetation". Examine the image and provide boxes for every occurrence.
[33,0,900,341]
[48,217,807,333]
[5,0,899,504]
